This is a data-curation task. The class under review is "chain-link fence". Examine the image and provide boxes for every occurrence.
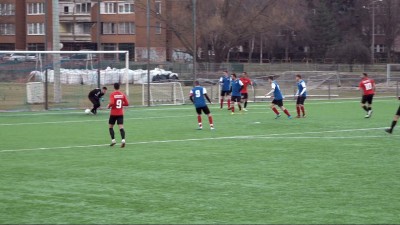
[1,60,399,111]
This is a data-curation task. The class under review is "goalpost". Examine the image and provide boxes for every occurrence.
[142,82,185,106]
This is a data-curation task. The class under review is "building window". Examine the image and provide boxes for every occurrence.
[119,22,135,34]
[0,3,15,15]
[376,44,385,53]
[155,22,162,34]
[28,23,45,35]
[0,24,15,35]
[102,2,117,14]
[118,3,134,13]
[102,22,116,34]
[76,2,91,14]
[155,0,161,14]
[28,43,45,51]
[27,3,45,15]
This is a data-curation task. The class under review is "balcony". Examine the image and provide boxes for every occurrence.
[60,32,92,42]
[59,12,92,23]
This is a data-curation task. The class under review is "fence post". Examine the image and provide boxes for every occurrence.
[397,81,399,98]
[328,79,331,100]
[45,68,48,110]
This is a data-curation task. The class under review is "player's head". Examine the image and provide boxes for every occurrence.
[295,74,302,81]
[363,73,368,77]
[231,73,237,80]
[223,70,228,76]
[242,72,248,77]
[194,80,200,86]
[102,86,107,93]
[113,83,120,90]
[268,76,274,82]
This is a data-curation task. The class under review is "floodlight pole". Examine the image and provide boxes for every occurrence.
[192,0,197,82]
[146,0,151,107]
[97,0,101,88]
[371,1,376,64]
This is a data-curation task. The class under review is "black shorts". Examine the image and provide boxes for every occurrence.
[231,96,241,102]
[109,115,124,125]
[396,106,400,116]
[89,97,100,106]
[220,90,231,97]
[241,93,248,100]
[272,99,284,107]
[296,96,306,105]
[196,106,211,115]
[361,94,374,105]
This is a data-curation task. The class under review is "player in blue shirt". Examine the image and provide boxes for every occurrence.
[190,80,214,130]
[219,71,232,110]
[229,73,244,114]
[265,76,292,119]
[295,74,307,118]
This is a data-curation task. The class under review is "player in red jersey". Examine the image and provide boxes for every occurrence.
[107,83,129,148]
[358,73,376,118]
[240,72,252,111]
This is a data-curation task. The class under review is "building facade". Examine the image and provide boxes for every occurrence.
[0,0,188,62]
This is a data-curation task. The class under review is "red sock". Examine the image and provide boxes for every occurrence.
[232,106,235,112]
[296,106,300,116]
[227,99,231,108]
[283,109,291,116]
[220,99,223,108]
[272,107,279,115]
[300,106,305,115]
[208,115,213,125]
[197,115,202,124]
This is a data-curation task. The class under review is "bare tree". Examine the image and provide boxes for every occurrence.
[381,0,400,62]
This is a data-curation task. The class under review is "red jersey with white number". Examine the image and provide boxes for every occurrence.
[107,91,129,116]
[359,78,375,95]
[240,77,252,93]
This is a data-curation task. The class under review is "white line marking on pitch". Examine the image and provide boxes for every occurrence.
[0,127,395,153]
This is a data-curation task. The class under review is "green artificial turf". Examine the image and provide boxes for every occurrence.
[0,99,399,224]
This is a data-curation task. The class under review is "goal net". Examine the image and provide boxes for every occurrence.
[279,71,341,97]
[386,64,400,86]
[0,50,129,110]
[142,82,185,106]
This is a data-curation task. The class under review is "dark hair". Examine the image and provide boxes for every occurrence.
[296,74,302,79]
[194,80,200,86]
[102,86,107,90]
[231,73,237,78]
[363,73,368,77]
[268,76,274,80]
[114,83,120,90]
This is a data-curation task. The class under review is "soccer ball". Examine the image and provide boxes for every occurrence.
[85,109,91,114]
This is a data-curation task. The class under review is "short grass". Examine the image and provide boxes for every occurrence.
[0,99,400,224]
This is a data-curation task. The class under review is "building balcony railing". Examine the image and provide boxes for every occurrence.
[60,32,91,42]
[59,13,92,22]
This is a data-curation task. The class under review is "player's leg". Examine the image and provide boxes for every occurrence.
[89,97,97,114]
[230,96,235,113]
[299,97,306,117]
[117,116,125,148]
[367,95,373,117]
[270,100,280,118]
[92,100,101,114]
[227,92,231,109]
[385,106,400,134]
[220,91,224,109]
[196,108,203,129]
[279,104,292,118]
[361,95,369,114]
[237,96,242,112]
[242,93,248,111]
[108,116,117,146]
[204,106,214,129]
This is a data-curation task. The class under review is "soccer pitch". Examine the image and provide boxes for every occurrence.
[0,99,399,224]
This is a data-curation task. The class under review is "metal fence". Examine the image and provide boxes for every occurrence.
[1,60,399,112]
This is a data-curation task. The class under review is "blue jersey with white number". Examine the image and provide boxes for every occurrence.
[272,81,283,100]
[231,79,244,97]
[297,79,307,97]
[219,75,231,91]
[190,86,207,108]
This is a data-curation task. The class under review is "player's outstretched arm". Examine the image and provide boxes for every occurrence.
[204,94,212,104]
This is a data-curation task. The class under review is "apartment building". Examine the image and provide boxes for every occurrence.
[0,0,187,62]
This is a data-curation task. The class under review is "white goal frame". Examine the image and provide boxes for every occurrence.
[142,82,185,106]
